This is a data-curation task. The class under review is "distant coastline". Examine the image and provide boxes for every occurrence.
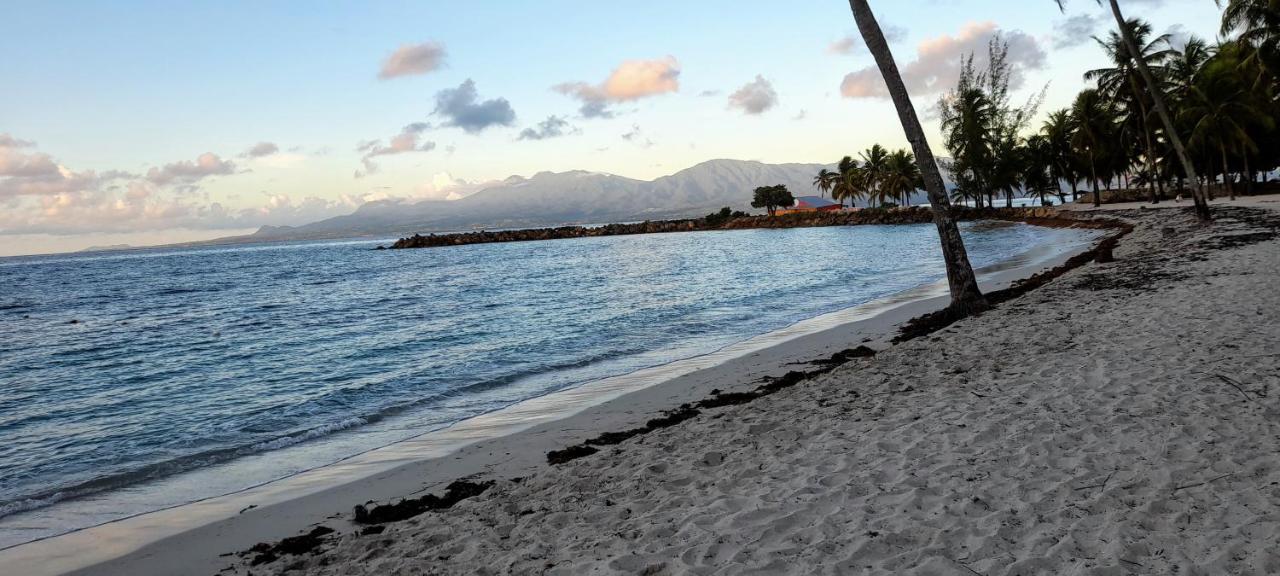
[388,206,1064,250]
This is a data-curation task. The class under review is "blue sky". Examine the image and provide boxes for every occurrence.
[0,0,1224,255]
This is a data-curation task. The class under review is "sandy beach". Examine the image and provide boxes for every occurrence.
[204,202,1280,575]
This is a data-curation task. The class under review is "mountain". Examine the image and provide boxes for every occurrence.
[234,158,944,243]
[245,160,835,242]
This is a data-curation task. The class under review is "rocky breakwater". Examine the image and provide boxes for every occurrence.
[388,206,1068,250]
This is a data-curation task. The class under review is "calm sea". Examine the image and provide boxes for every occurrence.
[0,221,1095,546]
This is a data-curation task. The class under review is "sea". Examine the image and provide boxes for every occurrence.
[0,220,1099,548]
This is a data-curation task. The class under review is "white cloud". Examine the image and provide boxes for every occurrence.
[727,75,779,115]
[355,122,436,177]
[378,42,447,79]
[555,56,681,118]
[243,141,279,158]
[145,153,236,186]
[840,21,1047,99]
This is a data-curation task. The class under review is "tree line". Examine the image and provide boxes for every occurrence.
[837,0,1277,313]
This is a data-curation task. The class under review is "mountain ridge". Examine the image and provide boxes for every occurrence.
[247,158,886,242]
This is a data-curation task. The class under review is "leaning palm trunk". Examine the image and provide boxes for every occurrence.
[846,0,986,312]
[1105,0,1210,220]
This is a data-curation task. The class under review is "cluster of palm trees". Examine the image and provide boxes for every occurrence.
[812,145,923,208]
[838,0,1280,312]
[940,12,1280,210]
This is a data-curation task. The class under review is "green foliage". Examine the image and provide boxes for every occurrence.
[703,206,746,226]
[750,185,794,216]
[939,36,1045,208]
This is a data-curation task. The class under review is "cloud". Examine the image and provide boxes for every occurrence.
[0,135,389,239]
[840,21,1047,99]
[518,115,578,141]
[697,90,721,97]
[243,141,279,158]
[727,75,778,115]
[621,124,654,148]
[378,42,446,79]
[356,122,437,177]
[827,24,907,55]
[145,153,236,186]
[1053,14,1105,49]
[0,138,61,179]
[792,109,807,121]
[432,79,516,133]
[554,56,681,118]
[828,37,860,55]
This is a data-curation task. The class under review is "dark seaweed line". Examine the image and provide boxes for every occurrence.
[233,209,1131,570]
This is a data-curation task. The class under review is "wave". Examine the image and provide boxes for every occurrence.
[0,342,668,521]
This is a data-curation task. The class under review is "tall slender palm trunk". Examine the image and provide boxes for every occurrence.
[1221,145,1235,200]
[1091,158,1102,208]
[1106,0,1210,220]
[1244,155,1254,195]
[846,0,986,312]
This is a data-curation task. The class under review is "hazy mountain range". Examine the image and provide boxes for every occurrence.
[236,159,932,243]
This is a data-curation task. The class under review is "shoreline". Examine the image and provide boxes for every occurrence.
[235,204,1280,575]
[1,217,1105,576]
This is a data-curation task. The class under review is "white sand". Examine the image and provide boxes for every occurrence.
[223,204,1280,575]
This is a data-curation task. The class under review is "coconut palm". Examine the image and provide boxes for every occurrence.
[1071,88,1117,207]
[1220,0,1280,75]
[845,0,986,313]
[1086,18,1175,203]
[882,149,923,206]
[859,144,893,206]
[1023,135,1060,206]
[1057,0,1211,220]
[1041,109,1080,201]
[940,73,996,208]
[1180,55,1274,200]
[812,168,838,200]
[831,156,864,208]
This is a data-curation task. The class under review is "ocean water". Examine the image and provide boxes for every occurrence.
[0,222,1094,546]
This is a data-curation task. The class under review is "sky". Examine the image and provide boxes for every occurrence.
[0,0,1226,256]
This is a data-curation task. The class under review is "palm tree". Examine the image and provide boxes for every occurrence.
[1023,135,1060,206]
[1180,55,1273,200]
[847,0,986,313]
[812,168,838,200]
[1042,109,1080,201]
[1071,88,1116,207]
[1086,18,1175,203]
[1057,0,1211,220]
[860,144,892,206]
[1220,0,1280,75]
[940,75,996,208]
[883,149,923,206]
[831,156,864,208]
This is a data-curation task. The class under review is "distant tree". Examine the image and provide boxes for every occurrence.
[1071,88,1117,207]
[883,149,923,206]
[859,144,892,206]
[1041,109,1081,201]
[751,185,795,216]
[832,156,865,207]
[812,168,838,199]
